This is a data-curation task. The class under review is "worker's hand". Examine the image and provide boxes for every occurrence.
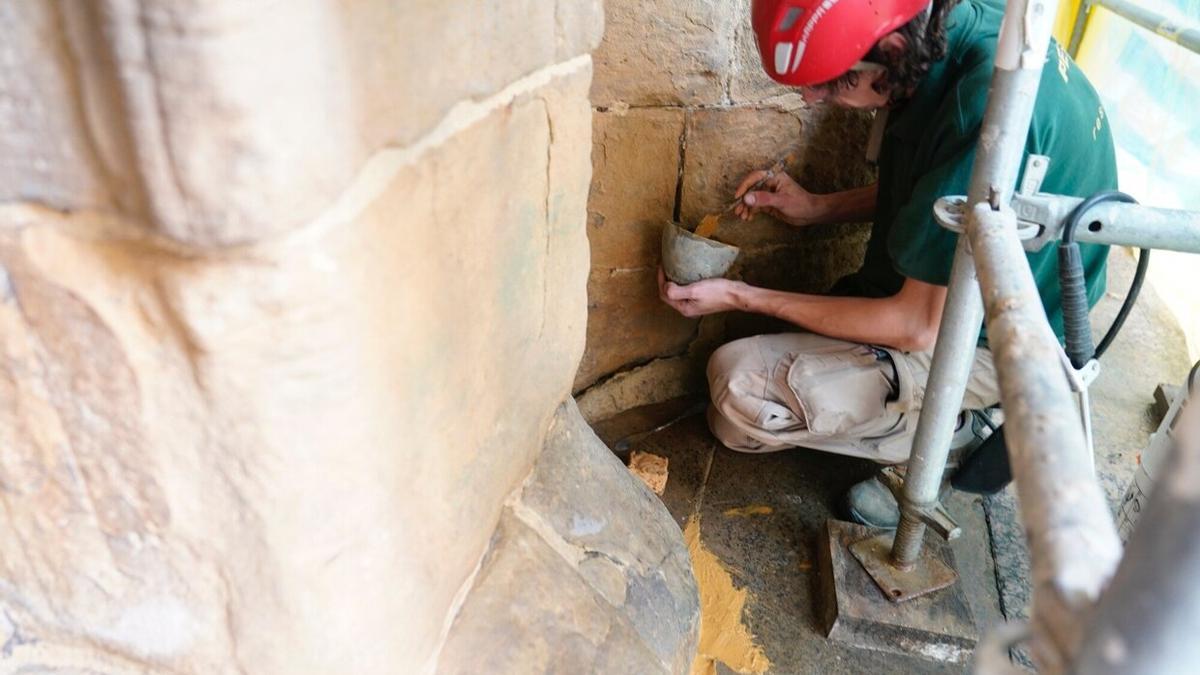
[658,267,746,318]
[733,169,825,226]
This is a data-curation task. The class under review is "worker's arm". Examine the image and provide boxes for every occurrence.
[732,171,878,227]
[658,269,946,352]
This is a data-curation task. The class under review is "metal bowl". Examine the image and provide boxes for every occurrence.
[660,221,740,285]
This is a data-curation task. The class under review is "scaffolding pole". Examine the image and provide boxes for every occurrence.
[1068,0,1200,58]
[1072,398,1200,674]
[889,0,1123,668]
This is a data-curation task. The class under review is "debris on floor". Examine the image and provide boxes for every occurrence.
[629,450,669,495]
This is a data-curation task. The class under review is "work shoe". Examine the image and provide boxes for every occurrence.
[843,410,996,529]
[843,475,902,528]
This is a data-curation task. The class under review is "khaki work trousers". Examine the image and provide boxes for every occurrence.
[706,333,1001,464]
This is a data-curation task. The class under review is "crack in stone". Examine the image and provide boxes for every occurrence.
[671,114,688,223]
[539,97,555,341]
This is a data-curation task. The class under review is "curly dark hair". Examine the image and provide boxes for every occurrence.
[820,0,961,106]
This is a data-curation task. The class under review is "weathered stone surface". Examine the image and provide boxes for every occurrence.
[589,109,685,270]
[732,229,871,296]
[592,0,737,107]
[728,2,797,104]
[680,106,874,238]
[522,401,700,673]
[440,400,700,674]
[575,267,698,392]
[577,355,704,424]
[1,0,603,248]
[0,63,594,673]
[556,0,607,61]
[576,310,726,425]
[575,105,695,399]
[439,512,669,675]
[679,106,808,241]
[0,3,128,215]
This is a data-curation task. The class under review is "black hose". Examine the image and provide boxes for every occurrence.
[1059,190,1147,367]
[1059,241,1095,368]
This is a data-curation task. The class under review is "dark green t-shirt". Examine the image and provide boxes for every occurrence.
[837,0,1117,344]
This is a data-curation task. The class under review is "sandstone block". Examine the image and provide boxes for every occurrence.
[0,3,128,214]
[576,356,703,424]
[2,1,601,249]
[438,512,669,675]
[680,107,805,237]
[732,230,871,295]
[556,0,606,61]
[592,0,737,107]
[439,400,700,674]
[588,109,685,270]
[575,268,697,392]
[0,65,593,674]
[680,106,874,247]
[728,2,796,103]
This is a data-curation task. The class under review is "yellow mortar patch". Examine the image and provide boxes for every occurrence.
[685,516,770,675]
[722,505,773,518]
[694,214,720,239]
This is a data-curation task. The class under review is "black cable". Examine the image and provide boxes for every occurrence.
[1058,190,1148,366]
[1062,190,1136,244]
[1095,245,1149,359]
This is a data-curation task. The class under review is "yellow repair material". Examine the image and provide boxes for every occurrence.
[722,505,774,518]
[694,214,721,239]
[685,516,771,675]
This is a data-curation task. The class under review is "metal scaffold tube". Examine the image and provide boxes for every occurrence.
[958,0,1123,669]
[1069,0,1200,60]
[968,203,1122,671]
[1094,0,1200,56]
[891,0,1062,563]
[1072,398,1200,674]
[894,0,1123,668]
[889,236,983,567]
[1015,195,1200,253]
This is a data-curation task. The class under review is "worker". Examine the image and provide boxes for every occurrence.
[657,0,1115,527]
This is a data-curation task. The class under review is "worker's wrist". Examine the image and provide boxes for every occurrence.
[728,281,760,313]
[810,191,845,224]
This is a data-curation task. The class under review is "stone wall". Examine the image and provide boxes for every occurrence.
[0,2,701,673]
[575,0,878,419]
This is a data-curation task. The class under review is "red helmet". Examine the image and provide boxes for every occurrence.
[752,0,931,86]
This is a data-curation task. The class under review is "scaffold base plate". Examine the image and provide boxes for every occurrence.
[819,520,979,664]
[850,531,958,602]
